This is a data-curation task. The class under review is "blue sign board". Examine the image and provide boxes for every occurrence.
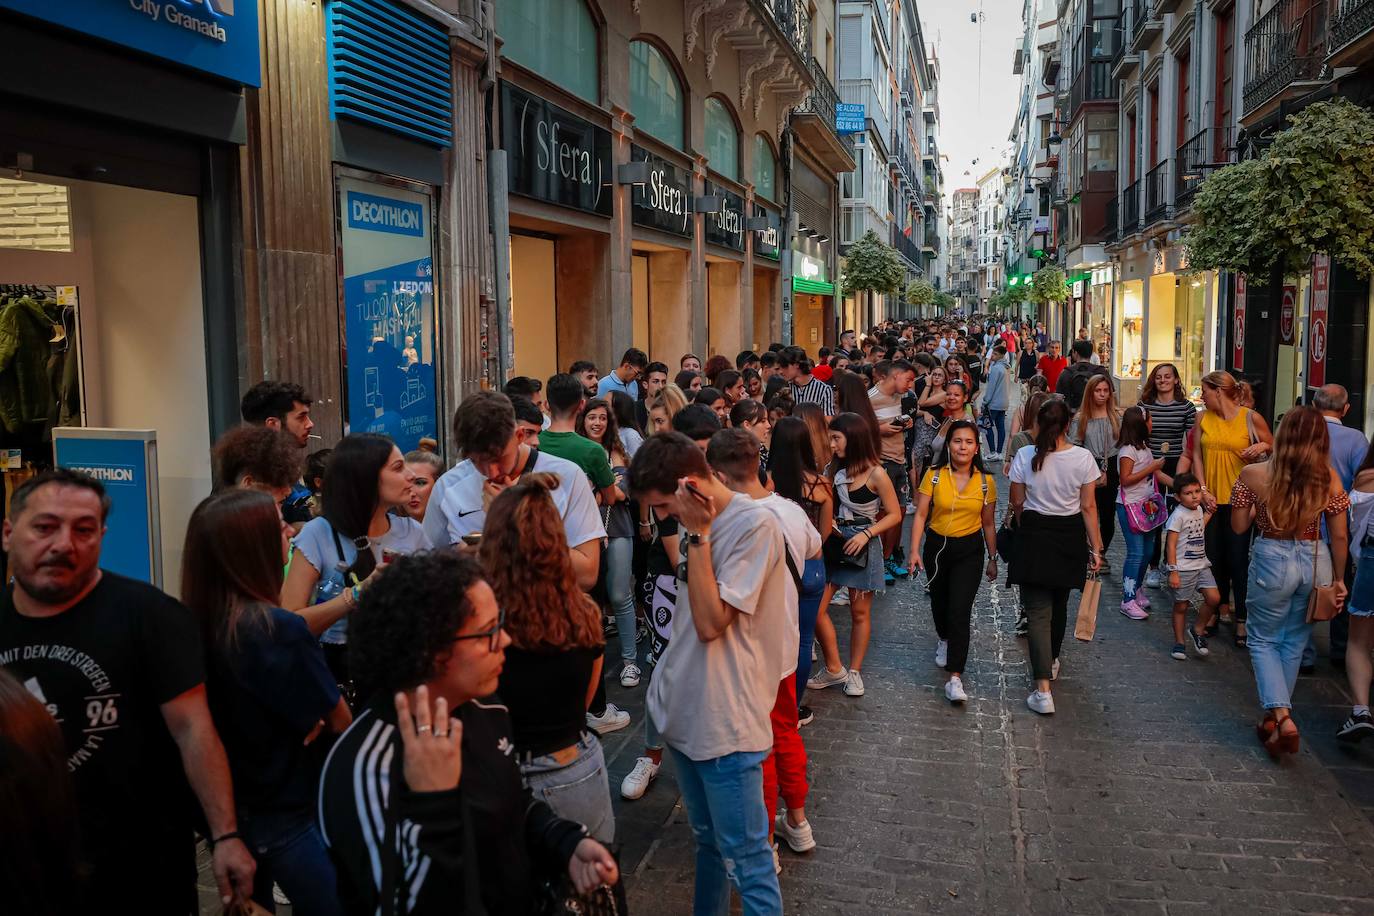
[346,192,426,237]
[53,430,161,586]
[836,103,865,134]
[0,0,262,87]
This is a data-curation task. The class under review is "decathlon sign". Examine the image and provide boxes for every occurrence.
[347,192,426,237]
[0,0,261,86]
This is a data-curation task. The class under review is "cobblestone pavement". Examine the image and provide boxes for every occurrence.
[599,505,1374,915]
[198,503,1374,915]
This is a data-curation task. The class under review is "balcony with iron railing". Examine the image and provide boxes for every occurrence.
[1121,178,1141,234]
[1174,126,1236,209]
[794,56,857,172]
[922,228,941,254]
[1103,193,1119,245]
[1128,0,1163,53]
[1242,0,1328,120]
[892,224,923,266]
[1330,0,1374,64]
[1144,160,1171,225]
[754,0,811,63]
[1069,59,1118,114]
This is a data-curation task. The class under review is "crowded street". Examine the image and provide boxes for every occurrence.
[9,0,1374,914]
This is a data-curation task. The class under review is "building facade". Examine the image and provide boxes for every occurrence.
[949,188,980,311]
[976,165,1008,305]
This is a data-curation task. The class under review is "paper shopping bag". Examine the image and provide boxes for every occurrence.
[1074,574,1102,641]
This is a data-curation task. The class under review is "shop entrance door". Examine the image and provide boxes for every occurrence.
[509,233,559,384]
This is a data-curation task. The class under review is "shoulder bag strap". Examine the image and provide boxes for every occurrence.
[519,446,541,478]
[1245,408,1258,446]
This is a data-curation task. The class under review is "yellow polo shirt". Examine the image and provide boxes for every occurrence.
[919,467,997,537]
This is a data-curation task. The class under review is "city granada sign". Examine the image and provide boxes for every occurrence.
[0,0,261,85]
[502,82,612,218]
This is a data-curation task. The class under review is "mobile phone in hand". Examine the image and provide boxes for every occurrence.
[684,479,708,503]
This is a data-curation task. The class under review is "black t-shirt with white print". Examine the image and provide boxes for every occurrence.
[0,572,205,907]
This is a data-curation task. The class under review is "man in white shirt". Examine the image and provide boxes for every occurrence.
[425,391,604,589]
[629,431,788,914]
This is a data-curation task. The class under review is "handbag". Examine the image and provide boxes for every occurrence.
[1306,535,1342,623]
[995,513,1017,563]
[538,865,628,916]
[824,524,871,569]
[1074,570,1102,641]
[1119,477,1167,533]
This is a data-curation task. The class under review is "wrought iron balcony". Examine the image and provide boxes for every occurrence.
[1121,178,1141,234]
[1103,194,1119,245]
[923,229,941,254]
[1144,160,1171,225]
[1330,0,1374,64]
[1129,0,1163,53]
[757,0,810,61]
[1242,0,1328,118]
[891,225,923,266]
[792,56,856,173]
[1174,127,1236,209]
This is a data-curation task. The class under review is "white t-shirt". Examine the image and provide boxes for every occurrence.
[756,493,821,677]
[294,515,431,644]
[1116,444,1156,504]
[647,494,791,761]
[1165,505,1209,570]
[1008,444,1101,516]
[432,451,606,549]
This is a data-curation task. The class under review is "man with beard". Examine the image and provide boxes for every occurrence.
[0,469,256,912]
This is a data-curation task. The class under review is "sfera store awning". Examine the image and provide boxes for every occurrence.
[793,277,835,295]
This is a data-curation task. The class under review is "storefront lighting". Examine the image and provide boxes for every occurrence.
[691,195,723,213]
[815,234,829,243]
[616,162,651,186]
[1008,277,1019,286]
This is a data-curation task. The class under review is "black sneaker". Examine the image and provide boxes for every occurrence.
[1337,712,1374,743]
[797,705,815,727]
[1014,615,1029,638]
[1187,628,1210,657]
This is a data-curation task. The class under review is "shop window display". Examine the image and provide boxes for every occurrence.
[1116,280,1143,379]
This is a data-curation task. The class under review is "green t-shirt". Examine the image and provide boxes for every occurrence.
[538,431,616,490]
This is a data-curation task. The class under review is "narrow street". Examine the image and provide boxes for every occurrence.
[600,507,1374,915]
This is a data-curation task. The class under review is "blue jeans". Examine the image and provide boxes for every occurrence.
[1247,537,1330,710]
[986,408,1007,454]
[667,747,782,916]
[606,537,638,662]
[796,557,825,705]
[1116,504,1151,603]
[239,809,342,915]
[521,731,616,843]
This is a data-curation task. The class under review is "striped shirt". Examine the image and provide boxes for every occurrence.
[792,376,835,415]
[1140,397,1197,460]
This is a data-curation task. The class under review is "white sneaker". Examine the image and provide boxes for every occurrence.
[586,703,630,735]
[807,666,848,690]
[775,813,817,852]
[831,588,850,606]
[945,676,968,704]
[1026,690,1056,715]
[620,756,660,799]
[843,669,865,696]
[620,662,642,688]
[905,502,916,515]
[1051,658,1060,681]
[935,639,949,668]
[1143,568,1162,589]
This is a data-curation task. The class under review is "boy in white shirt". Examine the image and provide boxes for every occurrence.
[1163,473,1222,660]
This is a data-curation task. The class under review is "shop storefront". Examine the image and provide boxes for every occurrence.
[751,204,783,349]
[629,145,695,364]
[502,81,614,384]
[792,247,835,352]
[0,0,260,586]
[704,180,747,357]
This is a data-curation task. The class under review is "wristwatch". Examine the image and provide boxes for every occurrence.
[684,532,710,547]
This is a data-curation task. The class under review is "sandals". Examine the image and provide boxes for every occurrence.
[1257,712,1300,759]
[1234,623,1247,648]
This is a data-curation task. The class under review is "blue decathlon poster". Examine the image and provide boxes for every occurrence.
[337,175,439,454]
[52,429,161,586]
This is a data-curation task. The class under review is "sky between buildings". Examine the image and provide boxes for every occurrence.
[921,0,1022,200]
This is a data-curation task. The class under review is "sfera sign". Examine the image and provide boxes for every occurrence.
[704,181,745,252]
[631,146,691,238]
[753,204,781,261]
[503,83,612,217]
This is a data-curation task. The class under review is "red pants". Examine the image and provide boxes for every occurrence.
[762,676,809,824]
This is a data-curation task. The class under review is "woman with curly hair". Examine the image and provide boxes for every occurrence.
[319,551,619,913]
[480,475,617,842]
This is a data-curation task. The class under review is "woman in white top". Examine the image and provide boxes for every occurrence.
[1341,444,1374,742]
[1008,398,1104,715]
[1115,407,1166,620]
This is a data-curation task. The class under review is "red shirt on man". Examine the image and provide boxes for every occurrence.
[1036,354,1068,390]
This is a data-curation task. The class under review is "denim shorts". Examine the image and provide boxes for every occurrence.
[1350,543,1374,617]
[519,731,615,843]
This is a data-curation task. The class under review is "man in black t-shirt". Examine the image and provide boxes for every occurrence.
[0,469,255,912]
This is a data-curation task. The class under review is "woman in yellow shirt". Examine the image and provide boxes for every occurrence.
[1190,370,1273,646]
[909,420,999,704]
